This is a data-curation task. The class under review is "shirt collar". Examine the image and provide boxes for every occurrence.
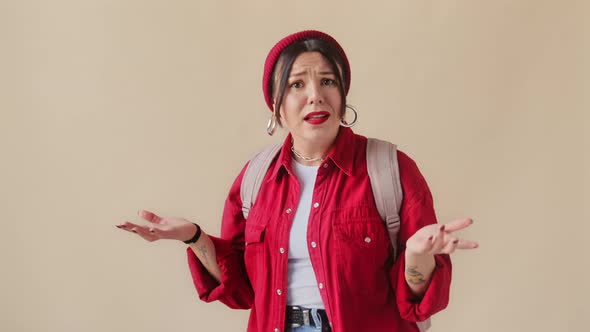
[267,127,356,181]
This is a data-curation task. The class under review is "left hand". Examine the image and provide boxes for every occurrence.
[405,218,479,256]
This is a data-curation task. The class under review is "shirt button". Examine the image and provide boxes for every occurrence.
[313,202,319,208]
[279,247,285,254]
[323,163,329,168]
[319,282,324,289]
[276,289,282,295]
[286,208,292,214]
[311,241,317,248]
[274,329,280,332]
[364,237,372,243]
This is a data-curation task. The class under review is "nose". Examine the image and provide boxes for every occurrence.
[307,81,323,105]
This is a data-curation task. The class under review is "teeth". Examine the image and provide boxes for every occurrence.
[309,114,327,119]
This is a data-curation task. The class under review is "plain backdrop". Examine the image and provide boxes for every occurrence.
[1,0,587,331]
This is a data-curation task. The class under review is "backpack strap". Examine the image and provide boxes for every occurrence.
[366,138,403,259]
[366,138,431,332]
[416,320,432,332]
[240,143,282,219]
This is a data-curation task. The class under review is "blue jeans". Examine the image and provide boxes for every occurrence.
[291,326,321,332]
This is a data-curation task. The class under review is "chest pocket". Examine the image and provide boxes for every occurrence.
[333,219,388,249]
[331,206,391,296]
[245,222,266,245]
[331,205,389,249]
[244,207,269,244]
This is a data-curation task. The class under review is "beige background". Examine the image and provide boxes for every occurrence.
[1,0,587,331]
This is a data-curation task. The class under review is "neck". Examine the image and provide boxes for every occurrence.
[291,137,335,166]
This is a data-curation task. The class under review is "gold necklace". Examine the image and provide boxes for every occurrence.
[290,146,325,162]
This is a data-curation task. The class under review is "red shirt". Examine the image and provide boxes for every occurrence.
[187,127,452,332]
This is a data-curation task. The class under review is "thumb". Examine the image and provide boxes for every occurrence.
[138,209,163,224]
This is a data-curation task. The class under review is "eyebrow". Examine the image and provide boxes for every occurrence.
[289,70,335,78]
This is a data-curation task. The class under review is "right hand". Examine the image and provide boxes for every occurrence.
[116,210,198,243]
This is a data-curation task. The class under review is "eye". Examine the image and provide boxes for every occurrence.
[322,78,336,86]
[289,81,303,89]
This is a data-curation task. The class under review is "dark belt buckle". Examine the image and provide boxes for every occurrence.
[290,306,311,328]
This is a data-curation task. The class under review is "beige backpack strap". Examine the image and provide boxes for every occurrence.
[366,138,403,259]
[367,138,431,332]
[416,320,431,332]
[241,143,282,219]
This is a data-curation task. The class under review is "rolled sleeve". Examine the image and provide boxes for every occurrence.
[391,252,452,321]
[187,236,253,309]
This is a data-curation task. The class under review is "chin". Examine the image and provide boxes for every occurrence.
[302,127,339,143]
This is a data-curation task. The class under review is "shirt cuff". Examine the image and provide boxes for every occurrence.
[394,252,452,322]
[186,236,253,309]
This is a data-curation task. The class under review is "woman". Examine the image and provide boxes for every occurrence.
[116,30,478,332]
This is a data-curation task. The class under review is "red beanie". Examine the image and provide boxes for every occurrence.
[262,30,351,111]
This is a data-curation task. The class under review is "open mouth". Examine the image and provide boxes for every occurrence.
[304,112,330,125]
[304,112,330,121]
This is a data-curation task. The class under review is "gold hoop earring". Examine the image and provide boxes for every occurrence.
[340,104,358,128]
[266,112,277,136]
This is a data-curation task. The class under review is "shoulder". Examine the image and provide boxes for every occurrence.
[225,161,250,204]
[396,148,433,203]
[363,138,422,181]
[396,149,419,176]
[363,137,431,201]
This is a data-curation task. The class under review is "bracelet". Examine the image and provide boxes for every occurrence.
[183,223,202,244]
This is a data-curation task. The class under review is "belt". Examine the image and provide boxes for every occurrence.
[285,306,331,331]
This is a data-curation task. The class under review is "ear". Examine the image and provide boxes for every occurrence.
[274,107,287,129]
[278,107,285,121]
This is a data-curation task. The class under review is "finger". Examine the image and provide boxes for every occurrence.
[118,225,140,235]
[418,235,436,253]
[455,239,479,249]
[134,226,159,242]
[117,226,136,234]
[440,238,459,254]
[120,221,143,230]
[147,226,168,237]
[126,221,166,235]
[138,210,163,224]
[117,222,153,238]
[430,225,446,252]
[443,218,473,233]
[117,221,142,229]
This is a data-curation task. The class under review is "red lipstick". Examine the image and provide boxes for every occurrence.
[304,111,330,125]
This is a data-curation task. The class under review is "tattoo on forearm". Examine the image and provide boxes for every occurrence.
[199,245,209,266]
[405,266,426,285]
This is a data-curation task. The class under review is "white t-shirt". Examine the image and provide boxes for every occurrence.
[286,160,324,308]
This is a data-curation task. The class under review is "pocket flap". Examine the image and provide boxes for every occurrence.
[334,220,387,248]
[245,223,266,244]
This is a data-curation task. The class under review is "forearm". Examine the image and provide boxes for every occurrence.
[189,232,222,283]
[404,251,436,296]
